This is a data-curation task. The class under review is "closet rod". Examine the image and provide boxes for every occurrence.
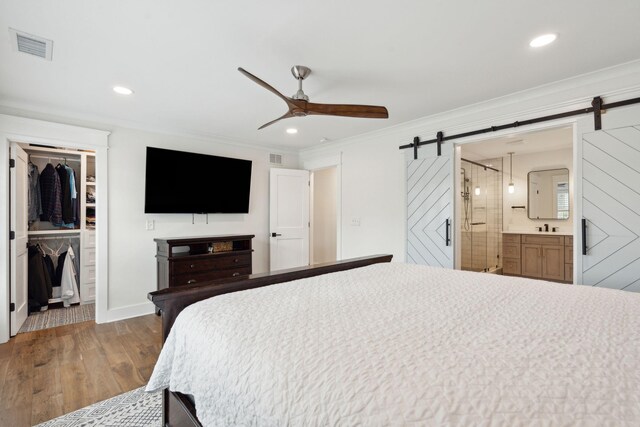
[29,154,81,162]
[29,235,80,241]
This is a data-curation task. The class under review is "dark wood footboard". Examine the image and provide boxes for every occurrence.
[148,254,393,427]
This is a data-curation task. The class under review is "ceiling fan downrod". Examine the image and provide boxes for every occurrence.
[291,65,311,101]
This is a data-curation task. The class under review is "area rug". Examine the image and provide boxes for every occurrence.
[36,386,161,427]
[19,303,95,333]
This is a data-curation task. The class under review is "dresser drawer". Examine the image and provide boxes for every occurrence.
[564,245,573,263]
[503,234,521,244]
[503,243,521,259]
[565,264,573,282]
[172,253,251,275]
[522,234,564,245]
[171,266,252,287]
[503,258,521,275]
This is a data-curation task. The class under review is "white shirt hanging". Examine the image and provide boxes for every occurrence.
[61,244,80,307]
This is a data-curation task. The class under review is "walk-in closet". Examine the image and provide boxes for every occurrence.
[10,142,97,333]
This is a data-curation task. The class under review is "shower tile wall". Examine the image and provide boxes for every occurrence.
[460,158,503,272]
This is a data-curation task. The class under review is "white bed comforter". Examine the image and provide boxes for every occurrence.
[146,263,640,426]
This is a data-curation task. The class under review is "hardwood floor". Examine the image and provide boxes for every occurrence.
[0,314,162,426]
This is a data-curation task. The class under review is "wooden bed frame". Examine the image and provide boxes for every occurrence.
[148,254,393,427]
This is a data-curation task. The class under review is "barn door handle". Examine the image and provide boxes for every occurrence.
[445,218,451,246]
[271,232,282,237]
[582,218,588,255]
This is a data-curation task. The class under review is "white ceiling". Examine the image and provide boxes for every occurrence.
[1,1,639,150]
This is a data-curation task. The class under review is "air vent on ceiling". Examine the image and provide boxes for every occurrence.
[9,28,53,61]
[269,153,283,165]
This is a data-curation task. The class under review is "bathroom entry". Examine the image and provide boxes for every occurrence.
[456,125,574,279]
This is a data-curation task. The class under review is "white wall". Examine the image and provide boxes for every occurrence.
[311,167,337,264]
[503,148,573,233]
[107,127,297,311]
[299,60,640,263]
[0,110,298,339]
[304,137,407,262]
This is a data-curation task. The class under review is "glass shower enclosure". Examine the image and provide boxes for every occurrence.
[460,158,503,272]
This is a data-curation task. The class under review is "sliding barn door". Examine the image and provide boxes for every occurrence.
[407,143,454,268]
[578,104,640,292]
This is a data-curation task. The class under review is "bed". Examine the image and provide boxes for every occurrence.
[147,256,640,426]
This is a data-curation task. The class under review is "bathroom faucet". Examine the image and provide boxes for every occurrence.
[544,224,549,232]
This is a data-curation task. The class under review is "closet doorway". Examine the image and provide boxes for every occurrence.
[10,142,98,335]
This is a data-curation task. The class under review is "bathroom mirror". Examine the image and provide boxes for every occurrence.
[527,168,570,220]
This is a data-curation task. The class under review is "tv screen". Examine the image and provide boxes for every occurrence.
[144,147,252,214]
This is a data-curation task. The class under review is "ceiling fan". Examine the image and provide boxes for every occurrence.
[238,66,389,130]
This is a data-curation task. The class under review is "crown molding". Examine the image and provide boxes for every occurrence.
[0,101,299,155]
[300,59,640,158]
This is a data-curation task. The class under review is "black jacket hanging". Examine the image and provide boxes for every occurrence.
[39,164,62,224]
[28,245,52,310]
[56,164,73,224]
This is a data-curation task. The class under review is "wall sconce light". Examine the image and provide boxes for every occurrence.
[508,152,515,194]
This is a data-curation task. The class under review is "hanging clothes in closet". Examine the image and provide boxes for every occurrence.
[55,163,76,227]
[27,244,52,313]
[39,163,62,225]
[58,244,80,307]
[28,162,43,225]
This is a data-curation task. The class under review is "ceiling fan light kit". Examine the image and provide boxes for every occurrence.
[238,65,389,129]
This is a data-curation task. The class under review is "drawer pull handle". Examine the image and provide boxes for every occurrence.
[232,272,240,277]
[190,264,195,268]
[234,259,239,263]
[187,279,197,284]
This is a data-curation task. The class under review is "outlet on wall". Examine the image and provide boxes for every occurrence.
[350,217,361,226]
[146,219,155,231]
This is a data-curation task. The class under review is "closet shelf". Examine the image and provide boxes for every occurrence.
[86,203,96,207]
[28,229,81,236]
[24,145,87,157]
[86,182,96,186]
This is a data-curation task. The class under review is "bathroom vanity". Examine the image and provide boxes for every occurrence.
[502,232,573,283]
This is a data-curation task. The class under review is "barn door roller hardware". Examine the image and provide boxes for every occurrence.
[401,95,640,157]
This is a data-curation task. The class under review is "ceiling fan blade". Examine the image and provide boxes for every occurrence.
[306,103,389,119]
[258,111,295,130]
[238,67,296,107]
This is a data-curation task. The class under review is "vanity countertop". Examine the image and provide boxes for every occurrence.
[502,230,573,236]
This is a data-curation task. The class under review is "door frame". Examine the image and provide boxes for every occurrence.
[451,119,579,275]
[0,115,109,343]
[302,154,342,261]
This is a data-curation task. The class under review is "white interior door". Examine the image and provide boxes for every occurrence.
[578,104,640,292]
[407,142,454,268]
[10,143,28,335]
[270,168,310,271]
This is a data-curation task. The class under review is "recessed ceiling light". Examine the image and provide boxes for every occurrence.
[113,86,134,95]
[286,128,298,134]
[529,33,557,48]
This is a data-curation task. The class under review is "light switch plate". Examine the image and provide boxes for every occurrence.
[146,219,155,231]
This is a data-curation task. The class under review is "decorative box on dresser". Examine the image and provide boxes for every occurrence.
[155,235,254,290]
[502,233,573,283]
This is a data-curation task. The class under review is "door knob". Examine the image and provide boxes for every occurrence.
[271,232,282,237]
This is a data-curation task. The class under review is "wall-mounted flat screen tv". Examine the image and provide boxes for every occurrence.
[144,147,252,214]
